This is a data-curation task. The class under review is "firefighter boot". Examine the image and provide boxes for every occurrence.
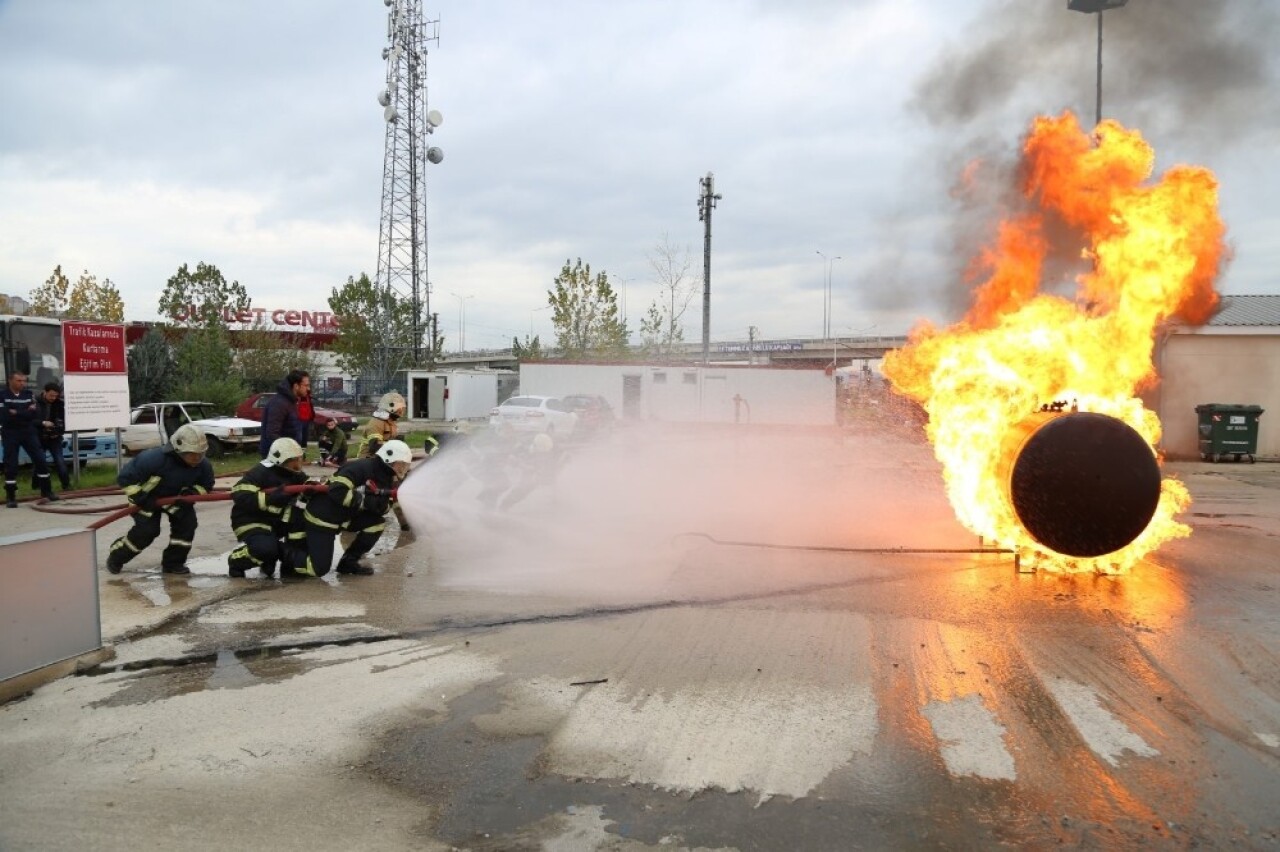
[5,485,17,509]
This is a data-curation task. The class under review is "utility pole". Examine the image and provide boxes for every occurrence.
[697,172,721,364]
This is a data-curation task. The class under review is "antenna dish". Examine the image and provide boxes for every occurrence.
[377,90,390,107]
[384,105,399,123]
[426,109,443,128]
[426,147,443,164]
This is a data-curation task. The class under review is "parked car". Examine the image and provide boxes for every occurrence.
[120,402,262,456]
[563,394,616,433]
[3,429,119,466]
[488,395,577,436]
[235,393,356,436]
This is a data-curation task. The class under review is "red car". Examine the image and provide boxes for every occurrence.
[236,394,356,436]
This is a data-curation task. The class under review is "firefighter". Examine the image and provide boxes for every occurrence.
[357,409,396,458]
[106,423,214,575]
[285,439,411,578]
[227,437,308,579]
[356,391,407,458]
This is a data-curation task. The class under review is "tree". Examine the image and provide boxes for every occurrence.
[158,261,250,328]
[127,327,176,405]
[511,334,545,360]
[66,270,126,321]
[547,258,629,359]
[172,324,245,414]
[328,273,419,378]
[30,265,70,317]
[0,293,11,314]
[234,318,326,393]
[638,235,697,359]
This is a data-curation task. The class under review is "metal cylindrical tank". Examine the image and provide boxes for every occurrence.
[999,411,1162,558]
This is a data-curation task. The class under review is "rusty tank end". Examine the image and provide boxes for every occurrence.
[1001,411,1162,558]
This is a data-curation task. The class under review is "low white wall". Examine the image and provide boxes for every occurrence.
[519,363,836,426]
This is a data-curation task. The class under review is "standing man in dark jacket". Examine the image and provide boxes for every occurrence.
[258,369,309,458]
[2,370,57,507]
[106,423,214,574]
[228,437,309,579]
[284,439,410,578]
[35,382,69,490]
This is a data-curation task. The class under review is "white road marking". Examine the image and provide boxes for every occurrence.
[1045,676,1158,766]
[921,693,1017,781]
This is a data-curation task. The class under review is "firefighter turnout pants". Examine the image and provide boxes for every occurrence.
[108,504,198,571]
[286,509,386,578]
[228,528,285,578]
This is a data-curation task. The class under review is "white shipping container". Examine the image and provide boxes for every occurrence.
[405,370,517,421]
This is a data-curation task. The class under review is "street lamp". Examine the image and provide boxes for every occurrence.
[450,292,473,353]
[816,251,841,339]
[1068,0,1129,127]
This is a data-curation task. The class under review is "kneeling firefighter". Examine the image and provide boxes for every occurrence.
[227,437,309,579]
[107,424,214,575]
[285,439,412,578]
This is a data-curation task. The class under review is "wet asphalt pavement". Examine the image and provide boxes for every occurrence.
[1,429,1278,850]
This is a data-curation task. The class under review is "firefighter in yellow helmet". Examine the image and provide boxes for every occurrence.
[106,424,214,575]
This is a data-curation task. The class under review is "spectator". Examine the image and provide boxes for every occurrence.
[2,369,57,507]
[258,369,309,458]
[296,383,315,449]
[35,382,69,490]
[317,418,348,467]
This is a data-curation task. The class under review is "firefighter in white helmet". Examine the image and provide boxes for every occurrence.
[226,437,309,579]
[283,438,411,578]
[106,423,214,575]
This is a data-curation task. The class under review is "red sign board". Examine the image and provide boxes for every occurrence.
[61,321,128,375]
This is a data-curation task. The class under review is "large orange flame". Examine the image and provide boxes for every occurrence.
[883,112,1228,573]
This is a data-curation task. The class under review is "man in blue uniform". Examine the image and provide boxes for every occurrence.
[107,423,214,574]
[227,437,308,579]
[2,370,57,507]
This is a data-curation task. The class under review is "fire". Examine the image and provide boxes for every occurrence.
[884,111,1229,573]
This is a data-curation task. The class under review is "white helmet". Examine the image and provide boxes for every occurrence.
[377,439,412,466]
[170,423,208,455]
[378,391,406,418]
[265,437,304,466]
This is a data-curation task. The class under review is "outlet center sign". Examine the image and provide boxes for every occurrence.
[61,321,131,430]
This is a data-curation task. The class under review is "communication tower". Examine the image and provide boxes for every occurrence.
[373,0,443,381]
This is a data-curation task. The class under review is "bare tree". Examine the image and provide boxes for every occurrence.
[638,234,697,359]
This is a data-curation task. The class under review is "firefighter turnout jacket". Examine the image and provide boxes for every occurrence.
[119,445,215,508]
[230,462,309,538]
[305,455,396,529]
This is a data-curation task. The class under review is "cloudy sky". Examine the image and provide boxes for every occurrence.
[2,0,1277,351]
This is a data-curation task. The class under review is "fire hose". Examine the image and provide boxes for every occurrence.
[673,532,1021,570]
[29,482,402,531]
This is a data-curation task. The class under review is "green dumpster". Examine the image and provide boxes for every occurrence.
[1195,403,1264,463]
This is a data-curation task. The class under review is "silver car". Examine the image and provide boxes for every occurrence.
[488,395,577,436]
